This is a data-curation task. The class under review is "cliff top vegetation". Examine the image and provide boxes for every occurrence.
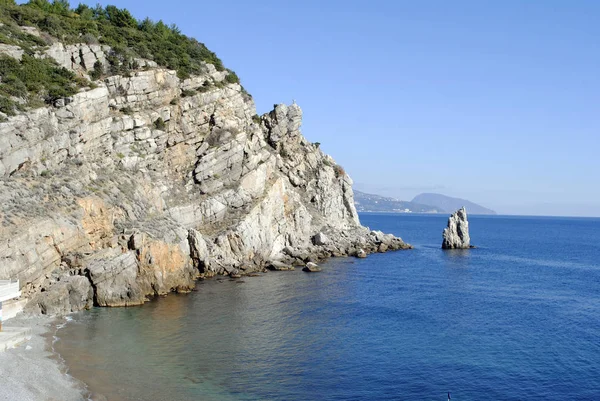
[0,0,236,117]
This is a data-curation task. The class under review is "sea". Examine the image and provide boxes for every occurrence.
[54,213,600,401]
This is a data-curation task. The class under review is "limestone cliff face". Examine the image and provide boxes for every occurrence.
[0,44,410,314]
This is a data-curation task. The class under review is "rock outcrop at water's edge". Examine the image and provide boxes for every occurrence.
[0,45,411,315]
[442,207,471,249]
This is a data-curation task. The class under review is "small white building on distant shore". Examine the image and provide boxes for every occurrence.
[0,280,21,331]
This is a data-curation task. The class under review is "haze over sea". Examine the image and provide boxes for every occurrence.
[55,213,600,400]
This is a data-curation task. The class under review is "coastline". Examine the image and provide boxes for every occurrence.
[0,316,88,401]
[0,249,405,401]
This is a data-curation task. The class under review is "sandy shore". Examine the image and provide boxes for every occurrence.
[0,316,87,401]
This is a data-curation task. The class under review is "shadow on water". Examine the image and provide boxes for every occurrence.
[441,248,472,261]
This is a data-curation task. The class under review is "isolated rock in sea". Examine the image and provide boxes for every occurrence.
[442,207,471,249]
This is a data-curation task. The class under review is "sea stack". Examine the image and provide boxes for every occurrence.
[442,207,471,249]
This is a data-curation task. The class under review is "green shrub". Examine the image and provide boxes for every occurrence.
[240,86,252,99]
[181,89,196,97]
[104,5,137,28]
[0,2,248,114]
[225,70,239,84]
[196,81,213,93]
[0,1,231,79]
[2,74,28,97]
[252,114,261,124]
[81,32,98,45]
[90,60,103,80]
[0,54,79,109]
[0,96,16,115]
[153,117,166,130]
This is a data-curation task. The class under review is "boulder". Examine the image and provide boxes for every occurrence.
[267,261,295,271]
[26,276,93,316]
[442,207,471,249]
[356,249,367,258]
[302,262,321,272]
[312,232,330,246]
[86,252,146,307]
[229,268,242,278]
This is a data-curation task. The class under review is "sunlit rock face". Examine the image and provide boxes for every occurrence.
[0,44,410,314]
[442,207,471,249]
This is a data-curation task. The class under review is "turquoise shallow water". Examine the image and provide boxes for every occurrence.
[55,214,600,400]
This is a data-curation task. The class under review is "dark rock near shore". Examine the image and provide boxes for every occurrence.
[229,269,242,278]
[26,276,93,315]
[302,262,321,272]
[267,261,295,271]
[356,249,367,258]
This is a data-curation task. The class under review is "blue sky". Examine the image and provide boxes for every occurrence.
[65,0,599,216]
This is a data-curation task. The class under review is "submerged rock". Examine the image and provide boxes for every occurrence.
[229,268,242,278]
[442,207,471,249]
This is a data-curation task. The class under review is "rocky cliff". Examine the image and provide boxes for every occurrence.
[0,32,410,314]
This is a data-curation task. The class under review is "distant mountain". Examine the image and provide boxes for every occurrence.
[354,190,444,213]
[411,193,496,215]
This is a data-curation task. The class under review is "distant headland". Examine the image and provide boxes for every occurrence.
[354,190,496,215]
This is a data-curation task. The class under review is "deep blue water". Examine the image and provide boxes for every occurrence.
[55,214,600,400]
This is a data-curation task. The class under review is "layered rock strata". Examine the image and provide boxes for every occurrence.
[0,44,411,315]
[442,207,471,249]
